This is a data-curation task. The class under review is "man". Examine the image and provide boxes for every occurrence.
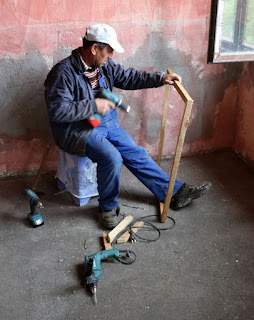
[45,24,211,229]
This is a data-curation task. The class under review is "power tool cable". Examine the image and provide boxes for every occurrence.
[112,214,176,245]
[114,249,137,265]
[84,214,176,303]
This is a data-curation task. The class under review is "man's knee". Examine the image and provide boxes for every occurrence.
[138,146,149,159]
[107,150,123,167]
[130,145,149,160]
[92,146,123,168]
[122,145,149,164]
[97,151,123,178]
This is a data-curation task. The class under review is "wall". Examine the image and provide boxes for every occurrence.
[233,62,254,170]
[0,0,251,177]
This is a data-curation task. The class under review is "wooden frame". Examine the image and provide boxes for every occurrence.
[157,69,193,223]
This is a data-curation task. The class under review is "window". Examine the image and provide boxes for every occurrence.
[208,0,254,63]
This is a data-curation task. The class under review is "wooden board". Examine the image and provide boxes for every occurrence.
[103,232,112,250]
[107,215,133,243]
[116,221,144,244]
[32,146,51,191]
[157,69,193,223]
[157,80,170,167]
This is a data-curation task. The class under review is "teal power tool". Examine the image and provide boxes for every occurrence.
[88,89,135,128]
[100,89,132,114]
[84,249,135,304]
[25,188,46,227]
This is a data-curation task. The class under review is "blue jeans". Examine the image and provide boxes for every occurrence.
[85,109,183,211]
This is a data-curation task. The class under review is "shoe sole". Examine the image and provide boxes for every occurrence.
[99,211,122,229]
[174,182,212,209]
[99,215,118,229]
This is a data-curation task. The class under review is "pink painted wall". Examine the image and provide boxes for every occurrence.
[233,63,254,170]
[0,0,253,177]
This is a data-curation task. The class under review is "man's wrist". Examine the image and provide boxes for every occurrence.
[159,72,166,85]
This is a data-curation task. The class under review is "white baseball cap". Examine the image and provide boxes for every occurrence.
[85,24,124,53]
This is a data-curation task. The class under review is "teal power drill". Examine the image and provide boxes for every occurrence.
[25,188,46,227]
[100,89,132,113]
[84,249,122,303]
[87,89,134,127]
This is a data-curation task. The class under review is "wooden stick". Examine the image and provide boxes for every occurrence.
[167,68,192,102]
[116,230,131,244]
[107,215,133,243]
[174,80,192,103]
[160,98,193,222]
[103,232,112,250]
[158,69,193,223]
[157,70,171,166]
[32,145,51,191]
[117,221,144,244]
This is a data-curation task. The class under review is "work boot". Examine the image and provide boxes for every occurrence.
[99,206,121,229]
[170,181,212,210]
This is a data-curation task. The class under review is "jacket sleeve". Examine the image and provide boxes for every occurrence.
[44,67,97,123]
[106,59,165,90]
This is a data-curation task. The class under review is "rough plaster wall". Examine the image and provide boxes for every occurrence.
[0,0,247,176]
[233,62,254,170]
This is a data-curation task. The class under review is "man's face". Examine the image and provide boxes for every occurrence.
[94,44,114,67]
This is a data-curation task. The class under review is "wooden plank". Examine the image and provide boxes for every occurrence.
[160,99,193,222]
[131,221,144,233]
[32,146,51,191]
[103,232,112,250]
[157,68,194,223]
[166,68,192,103]
[116,230,131,244]
[159,202,164,216]
[107,215,133,243]
[157,73,170,166]
[174,81,192,103]
[158,68,190,168]
[117,221,144,243]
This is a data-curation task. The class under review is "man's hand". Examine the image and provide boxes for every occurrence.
[162,73,182,85]
[95,98,115,115]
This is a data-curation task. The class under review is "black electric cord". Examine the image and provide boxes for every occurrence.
[130,215,175,243]
[130,219,160,243]
[113,214,176,245]
[114,249,136,265]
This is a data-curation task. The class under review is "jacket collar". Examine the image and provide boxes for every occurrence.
[70,48,111,81]
[70,48,85,75]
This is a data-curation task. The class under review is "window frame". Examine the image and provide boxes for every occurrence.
[207,0,254,63]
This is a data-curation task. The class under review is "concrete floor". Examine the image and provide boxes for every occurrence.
[0,151,253,320]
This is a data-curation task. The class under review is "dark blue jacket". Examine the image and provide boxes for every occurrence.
[44,48,164,156]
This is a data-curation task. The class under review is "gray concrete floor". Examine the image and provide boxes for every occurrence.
[0,151,254,320]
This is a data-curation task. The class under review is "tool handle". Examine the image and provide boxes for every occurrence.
[91,249,121,260]
[87,114,102,127]
[84,249,121,286]
[25,188,40,201]
[100,89,120,104]
[100,89,131,113]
